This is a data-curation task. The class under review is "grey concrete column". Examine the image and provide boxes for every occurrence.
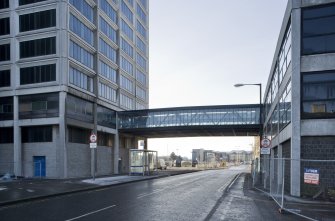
[59,92,67,178]
[113,132,120,174]
[13,95,21,176]
[91,102,98,178]
[290,8,301,197]
[144,138,148,150]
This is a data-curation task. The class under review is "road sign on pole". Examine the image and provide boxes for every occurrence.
[261,138,271,148]
[90,133,97,143]
[90,143,97,148]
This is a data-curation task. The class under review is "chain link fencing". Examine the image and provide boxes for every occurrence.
[252,157,335,220]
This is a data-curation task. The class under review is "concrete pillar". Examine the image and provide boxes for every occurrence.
[113,132,119,174]
[290,7,301,197]
[13,95,21,177]
[144,138,148,150]
[59,92,67,178]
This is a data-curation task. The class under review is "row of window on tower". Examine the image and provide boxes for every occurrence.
[0,1,148,49]
[0,125,114,146]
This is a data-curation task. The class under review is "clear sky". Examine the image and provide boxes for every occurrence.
[147,0,288,158]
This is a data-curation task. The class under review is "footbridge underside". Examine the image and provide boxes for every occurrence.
[118,104,261,138]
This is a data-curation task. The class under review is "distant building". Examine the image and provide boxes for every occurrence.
[192,148,252,164]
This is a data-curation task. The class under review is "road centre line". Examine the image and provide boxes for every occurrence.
[64,205,116,221]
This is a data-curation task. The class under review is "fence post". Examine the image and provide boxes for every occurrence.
[281,158,285,209]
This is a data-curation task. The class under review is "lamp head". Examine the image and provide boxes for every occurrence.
[234,84,244,87]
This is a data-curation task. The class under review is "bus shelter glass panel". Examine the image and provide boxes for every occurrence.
[129,149,157,175]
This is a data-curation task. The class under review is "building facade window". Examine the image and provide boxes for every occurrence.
[121,37,133,58]
[121,0,133,24]
[136,36,146,56]
[0,127,13,143]
[99,60,117,83]
[136,86,146,100]
[70,14,94,46]
[0,44,10,61]
[20,64,56,85]
[136,102,146,110]
[69,40,94,69]
[302,71,335,118]
[0,70,10,87]
[68,126,90,144]
[279,80,291,131]
[136,3,147,25]
[121,19,133,41]
[20,37,56,58]
[264,23,291,121]
[120,93,133,109]
[66,95,93,123]
[99,16,117,43]
[69,0,93,23]
[0,0,9,9]
[98,82,117,102]
[97,105,116,128]
[121,56,133,76]
[97,131,113,147]
[99,38,117,63]
[0,96,13,121]
[120,75,133,93]
[22,126,52,143]
[136,69,146,86]
[19,93,59,119]
[69,67,93,92]
[0,17,9,35]
[19,9,56,32]
[100,0,117,24]
[126,0,133,7]
[278,26,291,84]
[136,52,146,71]
[139,0,147,10]
[19,0,46,6]
[302,3,335,55]
[136,20,147,40]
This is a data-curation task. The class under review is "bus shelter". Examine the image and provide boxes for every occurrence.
[129,149,157,176]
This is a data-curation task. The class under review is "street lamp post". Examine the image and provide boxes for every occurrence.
[234,83,262,135]
[234,83,263,184]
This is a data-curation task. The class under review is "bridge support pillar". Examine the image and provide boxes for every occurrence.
[113,132,119,174]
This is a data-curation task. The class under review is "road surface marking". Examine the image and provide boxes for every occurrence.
[0,186,7,191]
[217,175,236,192]
[65,205,116,221]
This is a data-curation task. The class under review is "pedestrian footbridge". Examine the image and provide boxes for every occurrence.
[118,104,261,138]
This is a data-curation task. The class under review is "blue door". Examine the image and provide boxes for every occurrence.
[34,156,46,177]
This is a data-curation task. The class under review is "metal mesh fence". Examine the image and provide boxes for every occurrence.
[252,157,335,220]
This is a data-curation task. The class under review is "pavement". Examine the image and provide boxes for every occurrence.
[0,169,334,221]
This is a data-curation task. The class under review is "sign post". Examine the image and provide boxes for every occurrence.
[90,133,97,180]
[260,138,271,155]
[304,168,319,185]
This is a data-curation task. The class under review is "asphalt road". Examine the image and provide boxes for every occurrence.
[0,165,296,221]
[0,167,243,221]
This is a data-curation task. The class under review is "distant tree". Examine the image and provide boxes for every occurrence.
[170,152,177,166]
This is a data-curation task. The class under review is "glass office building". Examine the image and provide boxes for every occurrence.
[263,0,335,196]
[0,0,148,178]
